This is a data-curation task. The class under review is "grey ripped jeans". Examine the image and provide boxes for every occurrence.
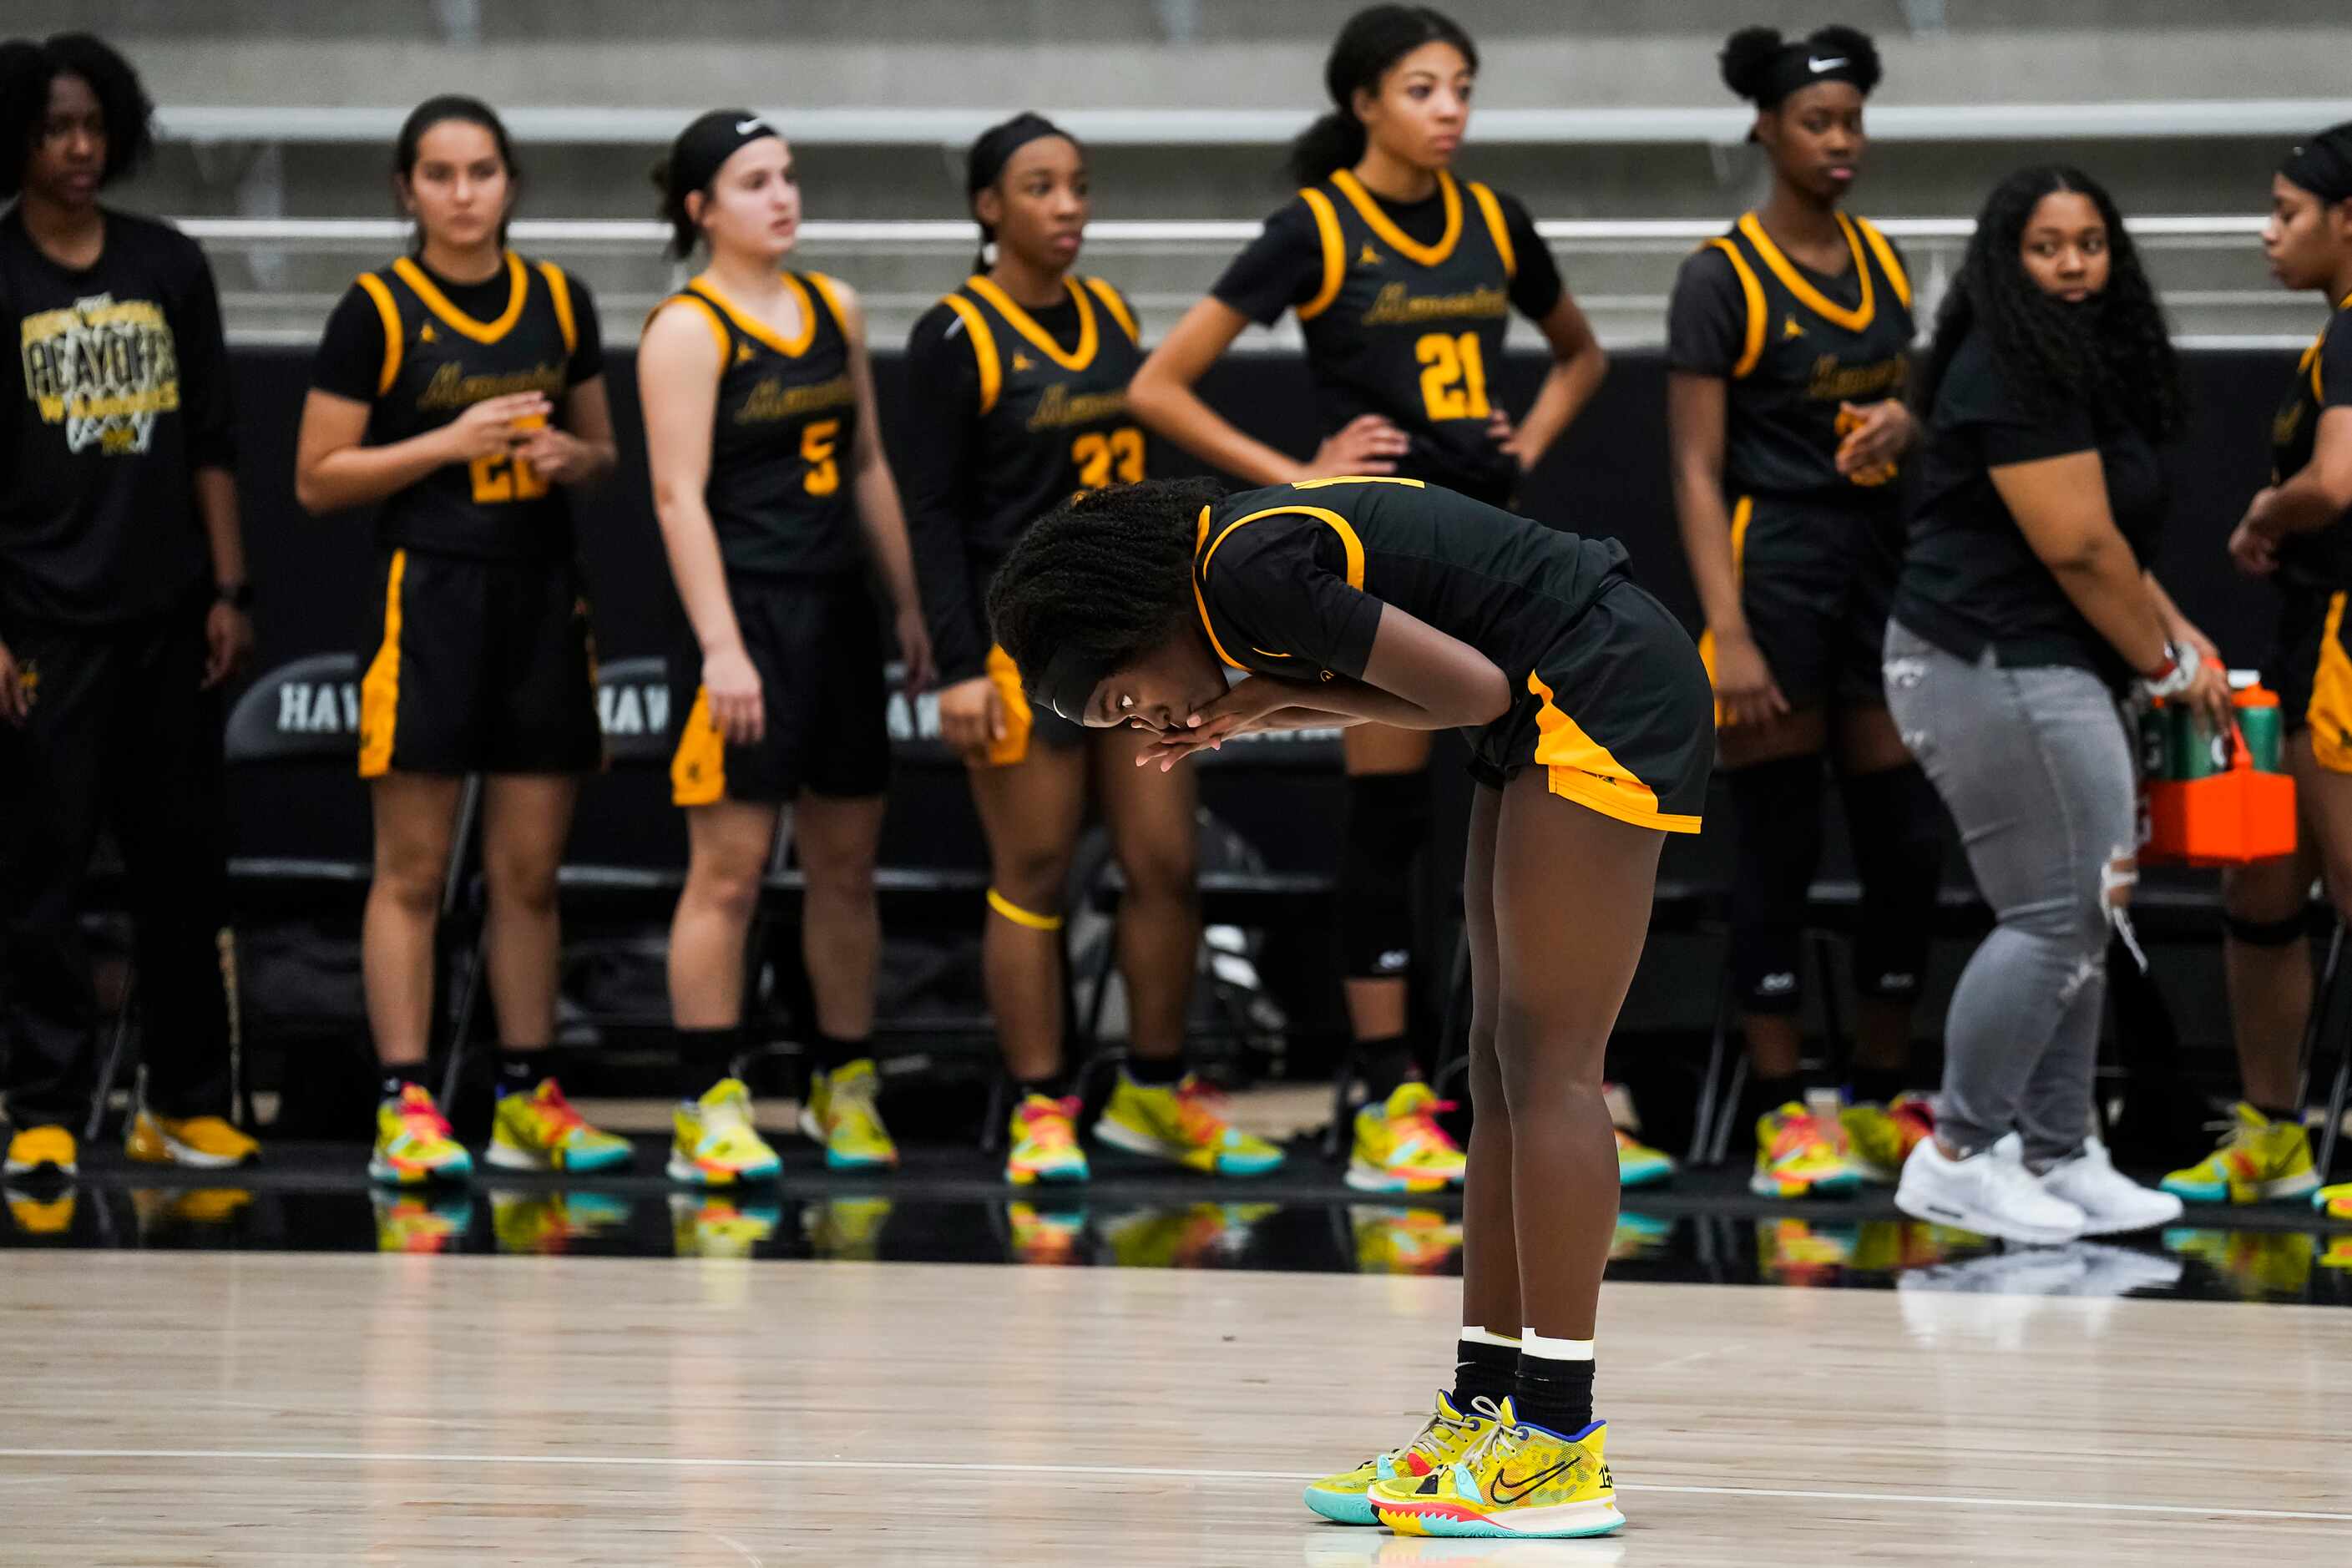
[1881,620,2135,1165]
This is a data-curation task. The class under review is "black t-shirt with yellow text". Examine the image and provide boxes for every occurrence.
[2,206,235,626]
[2272,291,2352,591]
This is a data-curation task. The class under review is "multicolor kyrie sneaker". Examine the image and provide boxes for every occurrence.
[669,1078,782,1186]
[800,1059,899,1171]
[369,1085,473,1186]
[1348,1082,1466,1193]
[2315,1183,2352,1221]
[1095,1072,1285,1176]
[2159,1103,2319,1203]
[124,1110,260,1169]
[487,1079,632,1173]
[1839,1094,1935,1184]
[1004,1093,1090,1186]
[1751,1103,1859,1198]
[1303,1392,1500,1526]
[1373,1399,1624,1539]
[1615,1127,1675,1189]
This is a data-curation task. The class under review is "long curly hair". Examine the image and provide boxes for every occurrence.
[1917,164,2183,441]
[987,478,1227,697]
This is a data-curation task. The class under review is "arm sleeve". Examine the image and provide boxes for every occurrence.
[1209,202,1328,326]
[2321,318,2352,412]
[1499,193,1563,321]
[1938,337,2099,466]
[1201,512,1384,680]
[169,232,237,472]
[562,271,606,385]
[311,281,388,404]
[1664,247,1746,377]
[897,305,991,685]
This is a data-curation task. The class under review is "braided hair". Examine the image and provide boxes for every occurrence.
[987,478,1228,706]
[1917,164,2183,443]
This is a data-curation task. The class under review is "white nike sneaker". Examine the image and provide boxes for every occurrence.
[2036,1138,2183,1236]
[1895,1137,2085,1246]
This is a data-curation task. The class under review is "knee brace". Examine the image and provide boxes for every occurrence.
[1840,762,1945,1003]
[1339,771,1431,979]
[2223,910,2309,948]
[1726,754,1826,1014]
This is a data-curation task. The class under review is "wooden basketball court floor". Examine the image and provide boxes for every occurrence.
[3,1251,2347,1565]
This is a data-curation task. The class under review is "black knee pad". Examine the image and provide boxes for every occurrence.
[1840,762,1945,1002]
[2223,910,2309,947]
[1726,754,1826,1014]
[1339,771,1431,979]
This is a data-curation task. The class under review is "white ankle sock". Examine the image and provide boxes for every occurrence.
[1459,1326,1520,1349]
[1519,1329,1596,1362]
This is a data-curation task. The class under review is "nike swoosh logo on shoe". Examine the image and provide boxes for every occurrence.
[1490,1460,1571,1505]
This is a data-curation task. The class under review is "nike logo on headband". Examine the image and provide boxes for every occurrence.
[1808,56,1848,71]
[736,118,767,135]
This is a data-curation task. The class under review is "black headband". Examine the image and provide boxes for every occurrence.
[1035,642,1115,726]
[968,112,1071,197]
[668,109,780,200]
[2281,129,2352,205]
[1754,43,1871,107]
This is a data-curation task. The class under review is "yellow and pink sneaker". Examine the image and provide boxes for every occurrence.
[1004,1093,1090,1186]
[368,1085,472,1186]
[1347,1082,1467,1194]
[1751,1102,1859,1198]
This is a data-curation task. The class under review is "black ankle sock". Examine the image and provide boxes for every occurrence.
[2253,1102,2303,1127]
[1742,1072,1808,1130]
[1356,1034,1416,1105]
[1848,1066,1905,1107]
[1125,1053,1184,1087]
[676,1027,740,1102]
[1450,1335,1517,1411]
[1514,1353,1596,1436]
[498,1049,553,1095]
[382,1070,429,1102]
[811,1031,869,1074]
[1015,1070,1074,1104]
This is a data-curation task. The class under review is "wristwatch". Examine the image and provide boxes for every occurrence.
[215,580,255,611]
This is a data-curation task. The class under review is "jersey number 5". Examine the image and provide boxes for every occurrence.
[1416,332,1491,422]
[469,449,548,505]
[803,418,842,496]
[1072,427,1145,489]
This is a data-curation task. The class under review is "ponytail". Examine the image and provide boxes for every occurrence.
[1286,6,1476,186]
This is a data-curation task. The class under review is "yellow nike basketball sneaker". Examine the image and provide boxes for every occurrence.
[801,1059,899,1171]
[488,1079,631,1173]
[1004,1093,1090,1186]
[1615,1127,1675,1189]
[1373,1399,1624,1539]
[1751,1103,1859,1198]
[1303,1391,1500,1526]
[668,1078,782,1186]
[2160,1103,2318,1203]
[1095,1072,1285,1176]
[2315,1183,2352,1221]
[369,1085,471,1186]
[1839,1093,1935,1185]
[1348,1082,1467,1193]
[124,1110,260,1169]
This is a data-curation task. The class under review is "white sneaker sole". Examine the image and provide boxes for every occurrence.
[1090,1118,1183,1162]
[1894,1182,2081,1246]
[1345,1162,1457,1194]
[2068,1196,2186,1237]
[3,1157,75,1179]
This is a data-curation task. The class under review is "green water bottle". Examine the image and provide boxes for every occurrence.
[2168,701,2223,780]
[2138,700,2170,781]
[2233,685,2284,773]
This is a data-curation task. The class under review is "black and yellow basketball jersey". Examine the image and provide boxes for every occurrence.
[352,250,582,558]
[660,271,861,577]
[937,271,1146,569]
[1292,169,1522,503]
[2274,291,2352,590]
[1190,476,1626,693]
[1704,211,1914,503]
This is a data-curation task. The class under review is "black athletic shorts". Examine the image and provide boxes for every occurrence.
[1468,576,1714,832]
[669,570,892,805]
[1700,492,1901,714]
[357,547,603,778]
[2263,584,2352,772]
